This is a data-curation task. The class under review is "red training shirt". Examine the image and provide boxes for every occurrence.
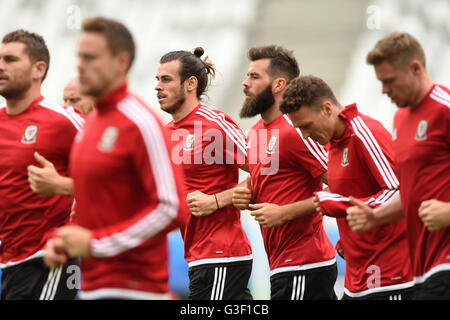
[248,114,335,275]
[70,82,187,299]
[0,96,83,267]
[166,104,252,267]
[315,103,413,298]
[393,84,450,284]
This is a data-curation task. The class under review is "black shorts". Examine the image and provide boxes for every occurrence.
[1,257,79,300]
[342,285,415,300]
[188,260,253,300]
[270,263,337,300]
[413,271,450,300]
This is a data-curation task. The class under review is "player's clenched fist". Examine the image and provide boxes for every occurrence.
[186,190,218,217]
[419,199,450,231]
[346,196,377,232]
[232,176,252,210]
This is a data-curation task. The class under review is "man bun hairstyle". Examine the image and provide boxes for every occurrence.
[2,29,50,82]
[193,47,204,58]
[280,75,338,114]
[160,47,216,100]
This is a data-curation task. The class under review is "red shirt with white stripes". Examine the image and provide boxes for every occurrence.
[393,84,450,283]
[0,96,83,267]
[70,82,187,298]
[314,103,413,297]
[248,114,335,275]
[166,104,252,267]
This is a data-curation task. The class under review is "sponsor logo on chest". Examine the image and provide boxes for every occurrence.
[21,125,38,144]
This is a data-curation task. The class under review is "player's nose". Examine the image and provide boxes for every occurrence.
[242,77,250,89]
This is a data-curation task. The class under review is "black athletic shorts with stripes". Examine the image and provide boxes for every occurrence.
[188,260,253,300]
[1,257,79,300]
[270,263,338,300]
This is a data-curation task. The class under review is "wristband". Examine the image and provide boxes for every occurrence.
[214,194,220,209]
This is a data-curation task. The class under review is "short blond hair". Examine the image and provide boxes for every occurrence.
[366,32,426,69]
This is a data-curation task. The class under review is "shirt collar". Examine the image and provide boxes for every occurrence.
[2,95,44,117]
[337,103,358,122]
[331,103,358,143]
[96,81,129,112]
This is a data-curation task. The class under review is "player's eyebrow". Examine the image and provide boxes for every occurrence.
[156,74,172,81]
[247,72,260,78]
[0,54,19,61]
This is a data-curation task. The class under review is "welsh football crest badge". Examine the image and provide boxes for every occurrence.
[183,133,195,151]
[341,147,349,167]
[97,126,119,152]
[21,125,38,144]
[266,136,277,154]
[415,120,428,141]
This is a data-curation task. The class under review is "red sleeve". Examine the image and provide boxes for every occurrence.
[315,117,399,218]
[288,126,328,178]
[89,115,186,258]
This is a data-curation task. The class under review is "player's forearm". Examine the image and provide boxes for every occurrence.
[54,176,74,196]
[372,194,404,226]
[279,196,317,222]
[216,179,247,209]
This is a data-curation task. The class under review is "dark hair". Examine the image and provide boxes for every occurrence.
[82,17,135,71]
[2,29,50,81]
[366,32,426,69]
[279,75,338,113]
[248,45,299,82]
[159,47,216,99]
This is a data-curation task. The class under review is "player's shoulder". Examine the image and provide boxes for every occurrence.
[280,114,308,142]
[116,93,165,131]
[429,84,450,111]
[194,104,241,130]
[38,98,85,131]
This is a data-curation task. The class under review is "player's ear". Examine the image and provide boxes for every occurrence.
[321,100,333,116]
[185,76,198,93]
[272,77,287,94]
[116,51,131,74]
[31,61,47,83]
[409,59,422,76]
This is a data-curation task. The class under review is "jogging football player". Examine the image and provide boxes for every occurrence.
[0,30,82,300]
[250,75,414,299]
[44,17,187,300]
[233,45,337,300]
[155,47,253,300]
[348,31,450,299]
[27,76,97,198]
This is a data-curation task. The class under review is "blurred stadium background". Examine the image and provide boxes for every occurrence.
[0,0,449,299]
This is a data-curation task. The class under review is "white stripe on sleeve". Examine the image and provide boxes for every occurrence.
[39,99,85,132]
[351,116,399,189]
[196,108,247,156]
